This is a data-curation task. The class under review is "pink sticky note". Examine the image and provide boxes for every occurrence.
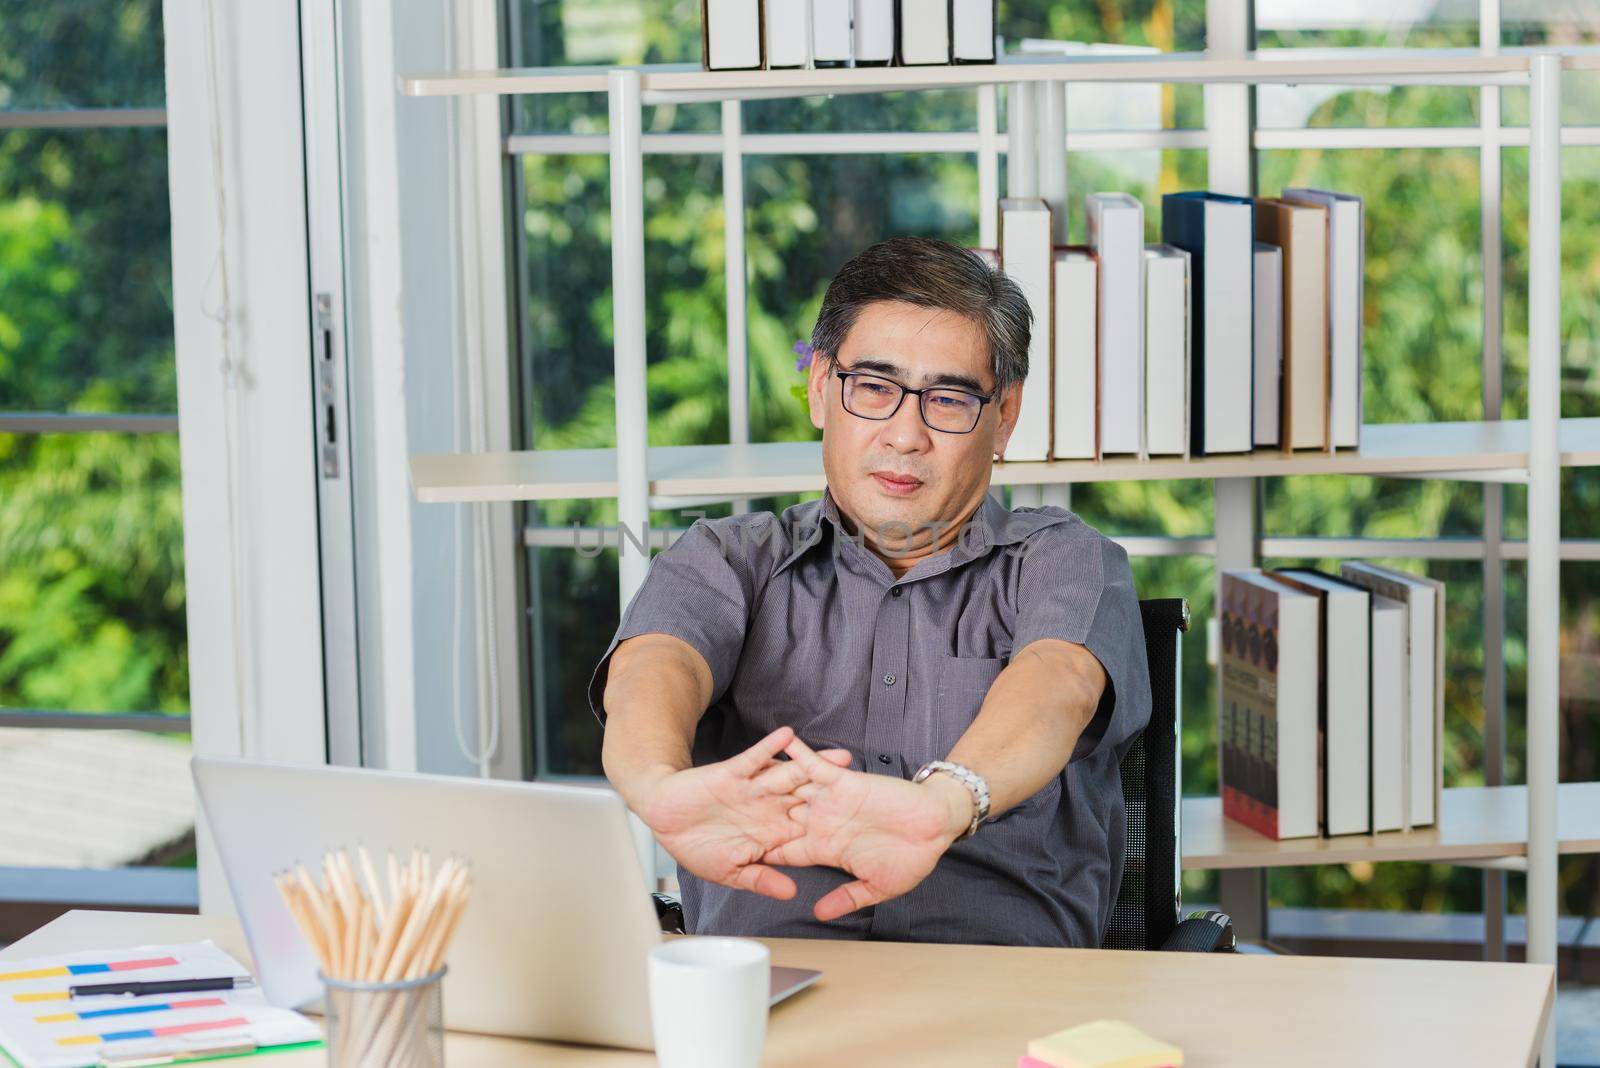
[1018,1058,1056,1068]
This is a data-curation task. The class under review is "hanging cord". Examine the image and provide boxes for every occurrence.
[201,0,255,758]
[445,0,501,776]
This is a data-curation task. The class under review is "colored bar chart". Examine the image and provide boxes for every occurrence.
[0,957,178,984]
[56,1015,249,1048]
[35,998,226,1024]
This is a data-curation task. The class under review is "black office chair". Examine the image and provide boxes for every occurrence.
[1103,598,1233,953]
[653,596,1233,951]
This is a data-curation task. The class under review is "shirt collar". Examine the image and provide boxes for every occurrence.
[772,487,1073,580]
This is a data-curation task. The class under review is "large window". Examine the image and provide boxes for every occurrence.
[0,4,192,891]
[501,0,1600,932]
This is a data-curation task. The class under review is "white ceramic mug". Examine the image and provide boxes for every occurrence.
[648,937,770,1068]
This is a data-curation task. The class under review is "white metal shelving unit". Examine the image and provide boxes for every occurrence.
[399,45,1585,1061]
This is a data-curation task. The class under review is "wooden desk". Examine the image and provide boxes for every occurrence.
[4,910,1552,1067]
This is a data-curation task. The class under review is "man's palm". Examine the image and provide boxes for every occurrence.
[763,740,961,921]
[638,726,851,901]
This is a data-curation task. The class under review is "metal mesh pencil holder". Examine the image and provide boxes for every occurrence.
[321,967,446,1068]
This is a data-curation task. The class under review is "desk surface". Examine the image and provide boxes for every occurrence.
[5,910,1552,1068]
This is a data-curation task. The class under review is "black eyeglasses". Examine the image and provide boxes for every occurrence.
[834,369,995,434]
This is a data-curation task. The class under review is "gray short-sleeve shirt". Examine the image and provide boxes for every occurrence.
[587,490,1150,948]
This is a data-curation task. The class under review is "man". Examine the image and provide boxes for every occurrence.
[589,236,1150,947]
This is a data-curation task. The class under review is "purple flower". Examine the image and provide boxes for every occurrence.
[793,339,814,373]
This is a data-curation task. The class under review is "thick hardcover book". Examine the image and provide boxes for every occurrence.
[998,199,1054,461]
[899,0,951,65]
[1253,240,1283,447]
[1340,562,1444,828]
[1052,246,1097,460]
[853,0,895,65]
[951,0,996,63]
[701,0,763,71]
[1160,191,1254,455]
[1369,593,1407,832]
[1285,187,1365,449]
[1272,568,1373,837]
[1220,569,1320,840]
[1086,192,1144,458]
[810,0,853,65]
[1143,243,1191,458]
[764,0,812,68]
[1255,197,1329,452]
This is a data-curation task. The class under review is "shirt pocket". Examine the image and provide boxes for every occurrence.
[923,654,1006,764]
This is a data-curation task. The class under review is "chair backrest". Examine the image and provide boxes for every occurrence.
[1102,598,1188,951]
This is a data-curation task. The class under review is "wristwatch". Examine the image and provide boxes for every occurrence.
[912,760,991,841]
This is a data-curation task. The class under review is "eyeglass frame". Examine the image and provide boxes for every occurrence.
[831,367,997,435]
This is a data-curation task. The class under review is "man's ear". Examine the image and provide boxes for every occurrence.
[990,382,1022,458]
[807,353,831,431]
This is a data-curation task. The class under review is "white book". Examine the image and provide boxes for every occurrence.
[1086,193,1144,458]
[1253,240,1283,447]
[811,0,853,63]
[1143,244,1190,458]
[1273,569,1372,837]
[703,0,762,70]
[998,199,1053,461]
[951,0,995,62]
[1053,248,1097,460]
[1285,187,1364,449]
[1220,569,1321,840]
[764,0,812,68]
[1370,594,1407,833]
[899,0,951,65]
[853,0,894,64]
[1339,561,1444,828]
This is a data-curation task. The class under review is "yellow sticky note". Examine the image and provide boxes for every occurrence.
[1027,1019,1183,1068]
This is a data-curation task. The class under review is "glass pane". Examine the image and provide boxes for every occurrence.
[0,1,166,112]
[1498,146,1600,420]
[0,726,194,869]
[1501,1,1600,47]
[1254,1,1477,48]
[1257,86,1477,129]
[0,432,187,714]
[1498,72,1600,128]
[0,127,175,412]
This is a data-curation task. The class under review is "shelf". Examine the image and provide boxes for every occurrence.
[1181,782,1600,871]
[399,49,1599,100]
[410,417,1600,504]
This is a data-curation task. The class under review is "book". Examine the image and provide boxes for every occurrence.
[764,0,812,68]
[1271,568,1373,837]
[700,0,763,71]
[811,0,853,65]
[1370,593,1407,833]
[1254,197,1329,451]
[853,0,895,65]
[1220,569,1320,840]
[1052,247,1097,460]
[1340,562,1444,828]
[1085,193,1144,458]
[951,0,996,63]
[1026,1019,1184,1068]
[999,198,1054,461]
[899,0,951,65]
[1160,191,1255,456]
[1253,240,1283,447]
[1284,187,1364,449]
[1143,243,1191,458]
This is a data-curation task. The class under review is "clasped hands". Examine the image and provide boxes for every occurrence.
[633,726,976,921]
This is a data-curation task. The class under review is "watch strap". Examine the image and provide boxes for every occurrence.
[912,760,991,840]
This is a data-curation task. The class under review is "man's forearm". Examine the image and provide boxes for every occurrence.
[599,634,713,812]
[943,638,1106,818]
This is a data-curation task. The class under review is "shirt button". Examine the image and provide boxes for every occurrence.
[878,754,892,765]
[890,586,903,598]
[883,673,896,686]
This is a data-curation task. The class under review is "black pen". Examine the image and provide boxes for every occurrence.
[68,977,256,999]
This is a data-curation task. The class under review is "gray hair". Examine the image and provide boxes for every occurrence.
[808,236,1032,393]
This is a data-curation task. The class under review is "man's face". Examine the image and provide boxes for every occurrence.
[806,300,1021,553]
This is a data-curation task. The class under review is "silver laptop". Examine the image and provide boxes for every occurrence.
[191,757,819,1050]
